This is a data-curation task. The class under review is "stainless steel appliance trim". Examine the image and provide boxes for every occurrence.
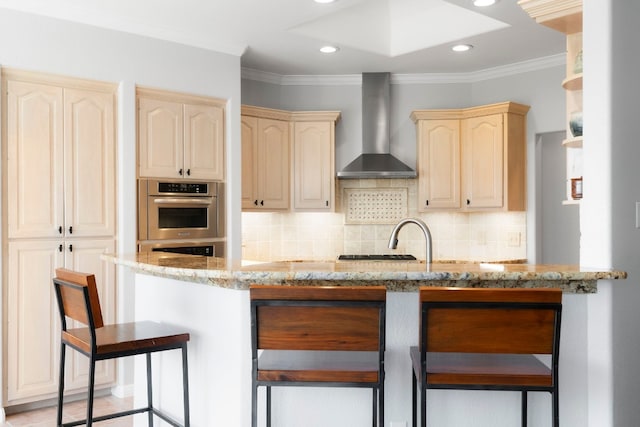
[153,197,214,205]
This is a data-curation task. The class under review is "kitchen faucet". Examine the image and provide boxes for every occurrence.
[388,218,433,263]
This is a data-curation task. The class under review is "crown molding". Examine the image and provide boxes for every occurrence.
[241,54,566,86]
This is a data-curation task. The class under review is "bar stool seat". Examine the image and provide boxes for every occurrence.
[53,268,191,427]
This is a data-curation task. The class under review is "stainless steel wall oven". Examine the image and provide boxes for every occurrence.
[138,179,224,242]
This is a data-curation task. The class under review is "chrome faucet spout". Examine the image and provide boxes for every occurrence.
[388,218,433,263]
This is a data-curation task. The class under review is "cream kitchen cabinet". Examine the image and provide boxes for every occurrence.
[138,88,225,181]
[416,119,461,209]
[6,78,115,239]
[2,69,118,405]
[241,107,290,211]
[241,106,340,212]
[6,239,116,403]
[292,112,340,211]
[412,102,529,212]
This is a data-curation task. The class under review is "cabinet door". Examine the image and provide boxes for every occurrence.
[64,88,115,237]
[184,103,225,180]
[139,97,184,178]
[293,121,333,211]
[257,119,290,210]
[64,239,116,391]
[6,240,64,403]
[6,80,64,239]
[417,120,460,210]
[463,114,504,208]
[241,116,259,209]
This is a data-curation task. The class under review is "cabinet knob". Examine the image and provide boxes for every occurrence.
[326,200,329,207]
[179,168,183,176]
[260,200,264,206]
[426,200,429,206]
[186,168,191,176]
[58,244,63,252]
[58,226,63,234]
[466,199,471,205]
[254,200,258,206]
[68,226,73,234]
[69,244,73,252]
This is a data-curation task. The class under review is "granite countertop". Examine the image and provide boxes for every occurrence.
[103,253,627,293]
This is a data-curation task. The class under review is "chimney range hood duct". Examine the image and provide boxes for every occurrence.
[337,72,416,179]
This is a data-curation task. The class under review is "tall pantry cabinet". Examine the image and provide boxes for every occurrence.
[2,69,117,405]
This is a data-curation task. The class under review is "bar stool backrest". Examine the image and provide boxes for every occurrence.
[251,285,385,352]
[420,287,562,355]
[53,268,104,330]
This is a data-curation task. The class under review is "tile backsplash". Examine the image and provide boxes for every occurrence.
[242,179,527,262]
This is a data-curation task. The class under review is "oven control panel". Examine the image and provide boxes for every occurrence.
[157,182,209,194]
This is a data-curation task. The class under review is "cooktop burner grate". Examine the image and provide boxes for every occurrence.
[338,254,417,261]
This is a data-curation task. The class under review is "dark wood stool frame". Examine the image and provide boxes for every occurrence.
[411,287,562,427]
[52,268,191,427]
[250,285,386,427]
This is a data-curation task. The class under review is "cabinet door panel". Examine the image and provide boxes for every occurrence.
[418,120,460,210]
[294,122,332,210]
[257,119,289,210]
[64,88,115,237]
[7,240,64,402]
[64,239,116,391]
[139,97,183,178]
[6,80,64,238]
[463,114,504,208]
[241,116,258,209]
[184,103,224,180]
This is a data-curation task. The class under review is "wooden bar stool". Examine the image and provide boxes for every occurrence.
[52,268,191,427]
[411,287,562,427]
[250,285,386,427]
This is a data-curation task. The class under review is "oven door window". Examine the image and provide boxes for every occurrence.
[158,207,208,229]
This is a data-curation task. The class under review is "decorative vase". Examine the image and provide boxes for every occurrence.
[570,111,583,137]
[573,50,583,74]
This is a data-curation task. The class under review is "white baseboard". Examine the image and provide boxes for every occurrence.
[110,384,134,398]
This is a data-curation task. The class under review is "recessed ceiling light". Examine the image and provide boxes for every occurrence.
[320,45,339,54]
[473,0,497,6]
[452,44,473,52]
[314,0,336,3]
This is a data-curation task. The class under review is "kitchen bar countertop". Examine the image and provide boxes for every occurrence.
[103,253,627,293]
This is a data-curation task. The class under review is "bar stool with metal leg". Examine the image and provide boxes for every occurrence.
[410,286,562,427]
[53,268,191,427]
[250,284,386,427]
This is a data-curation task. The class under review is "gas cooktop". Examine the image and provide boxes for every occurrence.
[337,254,417,261]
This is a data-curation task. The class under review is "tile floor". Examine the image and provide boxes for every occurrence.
[3,395,133,427]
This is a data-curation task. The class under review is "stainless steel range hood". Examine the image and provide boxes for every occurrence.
[337,72,416,179]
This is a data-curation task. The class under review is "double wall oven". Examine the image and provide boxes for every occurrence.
[138,179,225,257]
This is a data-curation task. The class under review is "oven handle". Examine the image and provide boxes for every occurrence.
[153,197,214,205]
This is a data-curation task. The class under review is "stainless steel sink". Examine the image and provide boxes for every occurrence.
[337,254,417,261]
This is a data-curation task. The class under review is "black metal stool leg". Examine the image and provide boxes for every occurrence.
[372,388,377,427]
[412,369,417,427]
[57,344,66,427]
[266,386,272,427]
[522,391,528,427]
[147,352,154,427]
[86,358,96,427]
[182,344,190,427]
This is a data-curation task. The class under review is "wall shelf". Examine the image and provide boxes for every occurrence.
[562,136,583,148]
[562,73,583,90]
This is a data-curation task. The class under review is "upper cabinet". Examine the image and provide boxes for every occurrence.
[241,106,340,212]
[138,88,225,181]
[412,102,530,212]
[519,0,583,203]
[5,75,116,239]
[241,111,290,210]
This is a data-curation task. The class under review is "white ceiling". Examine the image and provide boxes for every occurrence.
[0,0,566,75]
